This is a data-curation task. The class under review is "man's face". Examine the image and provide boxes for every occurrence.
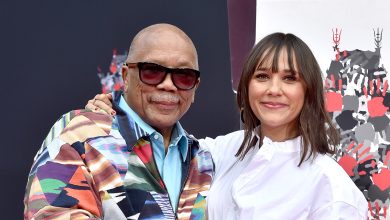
[122,31,199,132]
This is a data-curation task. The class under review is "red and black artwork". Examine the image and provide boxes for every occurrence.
[326,28,389,220]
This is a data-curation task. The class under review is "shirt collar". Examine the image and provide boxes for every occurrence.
[253,126,302,152]
[170,121,189,161]
[118,94,189,161]
[262,135,302,152]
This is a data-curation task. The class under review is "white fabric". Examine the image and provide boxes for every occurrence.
[201,130,368,220]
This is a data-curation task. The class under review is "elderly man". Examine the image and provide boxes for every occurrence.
[24,23,213,220]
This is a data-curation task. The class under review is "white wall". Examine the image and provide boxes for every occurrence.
[256,0,390,74]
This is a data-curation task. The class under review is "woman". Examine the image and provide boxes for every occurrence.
[203,33,367,219]
[87,33,368,219]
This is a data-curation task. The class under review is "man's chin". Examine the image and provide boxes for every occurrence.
[147,115,179,129]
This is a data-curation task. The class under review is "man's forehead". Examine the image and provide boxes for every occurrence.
[128,32,198,68]
[130,48,198,69]
[136,30,193,49]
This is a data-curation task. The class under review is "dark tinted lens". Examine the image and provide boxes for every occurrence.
[172,69,199,90]
[139,63,166,85]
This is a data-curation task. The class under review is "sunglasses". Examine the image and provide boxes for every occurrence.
[124,62,200,90]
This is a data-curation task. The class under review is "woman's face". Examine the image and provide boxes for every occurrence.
[248,48,306,140]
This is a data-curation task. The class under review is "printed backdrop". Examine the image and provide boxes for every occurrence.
[255,0,390,219]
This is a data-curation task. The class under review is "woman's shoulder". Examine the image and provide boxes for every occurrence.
[200,130,245,152]
[311,154,367,219]
[309,154,367,212]
[212,129,245,143]
[312,154,351,179]
[309,154,356,187]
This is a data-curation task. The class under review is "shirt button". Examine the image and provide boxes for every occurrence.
[154,134,159,140]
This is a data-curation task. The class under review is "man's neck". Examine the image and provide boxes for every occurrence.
[158,127,174,151]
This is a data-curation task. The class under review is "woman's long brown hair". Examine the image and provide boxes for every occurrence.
[236,33,340,166]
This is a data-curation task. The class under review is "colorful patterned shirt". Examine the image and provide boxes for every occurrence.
[24,91,213,220]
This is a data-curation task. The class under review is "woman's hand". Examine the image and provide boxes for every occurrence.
[85,93,116,116]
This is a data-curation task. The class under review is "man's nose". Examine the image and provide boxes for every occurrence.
[156,73,178,91]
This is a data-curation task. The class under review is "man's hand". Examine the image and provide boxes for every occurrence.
[85,93,116,116]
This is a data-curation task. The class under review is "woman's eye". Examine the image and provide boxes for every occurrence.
[255,73,269,80]
[284,75,297,81]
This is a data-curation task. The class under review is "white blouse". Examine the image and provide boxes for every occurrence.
[201,130,368,220]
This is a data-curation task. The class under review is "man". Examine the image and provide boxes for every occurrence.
[24,23,213,220]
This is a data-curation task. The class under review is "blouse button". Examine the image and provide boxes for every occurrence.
[154,134,159,140]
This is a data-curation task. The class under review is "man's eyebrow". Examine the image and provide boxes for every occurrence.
[176,61,197,68]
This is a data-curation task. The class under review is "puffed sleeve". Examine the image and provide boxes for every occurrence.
[309,200,368,220]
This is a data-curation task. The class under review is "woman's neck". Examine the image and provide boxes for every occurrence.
[260,123,299,142]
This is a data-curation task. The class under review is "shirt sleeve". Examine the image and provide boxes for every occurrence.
[199,137,221,172]
[309,201,368,220]
[199,131,245,178]
[24,111,103,220]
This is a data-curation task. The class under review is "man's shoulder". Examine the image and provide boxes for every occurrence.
[53,109,113,125]
[58,109,114,144]
[29,110,116,175]
[36,109,114,152]
[63,109,113,122]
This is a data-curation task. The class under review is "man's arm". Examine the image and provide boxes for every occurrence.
[24,111,104,220]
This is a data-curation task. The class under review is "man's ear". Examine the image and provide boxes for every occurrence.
[122,66,129,92]
[195,78,200,90]
[191,78,201,103]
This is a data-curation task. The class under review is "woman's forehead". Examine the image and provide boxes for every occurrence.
[256,49,297,72]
